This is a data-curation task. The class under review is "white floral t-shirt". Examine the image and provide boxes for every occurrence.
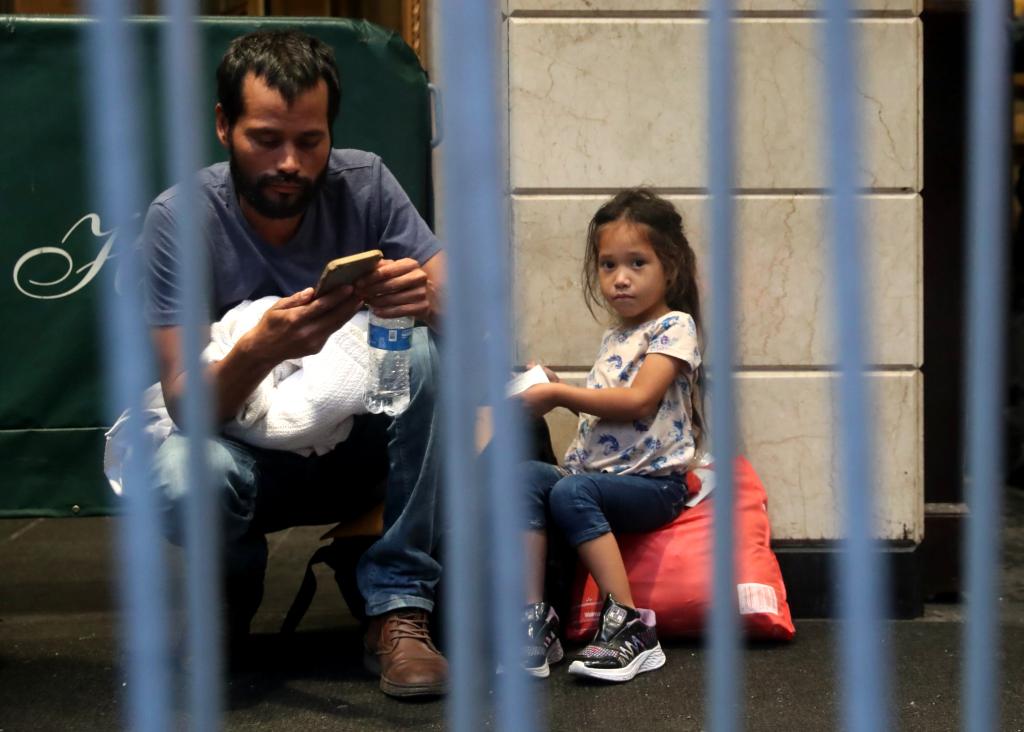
[563,311,702,477]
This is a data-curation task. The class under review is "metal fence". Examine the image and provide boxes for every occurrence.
[83,0,1007,729]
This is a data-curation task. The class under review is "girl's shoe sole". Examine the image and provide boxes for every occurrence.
[567,644,666,682]
[524,639,565,679]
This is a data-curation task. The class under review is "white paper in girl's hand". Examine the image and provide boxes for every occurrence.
[506,364,550,397]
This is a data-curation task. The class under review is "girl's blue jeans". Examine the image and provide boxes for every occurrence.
[151,327,442,628]
[522,460,689,547]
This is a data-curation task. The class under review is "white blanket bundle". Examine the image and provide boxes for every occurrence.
[104,297,370,495]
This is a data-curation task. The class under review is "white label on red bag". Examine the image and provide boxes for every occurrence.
[736,583,779,616]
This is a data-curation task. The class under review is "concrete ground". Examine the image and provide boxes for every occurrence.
[2,491,1023,731]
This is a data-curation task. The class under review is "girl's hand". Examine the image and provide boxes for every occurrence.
[526,360,561,384]
[519,382,560,417]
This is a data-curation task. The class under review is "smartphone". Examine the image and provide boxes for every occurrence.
[313,249,383,297]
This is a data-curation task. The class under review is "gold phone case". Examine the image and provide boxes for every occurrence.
[314,249,383,296]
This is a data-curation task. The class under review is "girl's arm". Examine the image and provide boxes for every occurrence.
[519,353,685,421]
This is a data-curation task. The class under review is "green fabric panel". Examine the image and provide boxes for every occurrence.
[0,16,432,515]
[0,429,114,516]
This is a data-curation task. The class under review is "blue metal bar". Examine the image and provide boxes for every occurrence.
[480,94,533,732]
[83,4,172,731]
[963,0,1009,728]
[482,207,533,729]
[436,91,487,731]
[438,2,534,730]
[157,3,222,729]
[819,6,889,732]
[436,4,497,730]
[706,1,740,732]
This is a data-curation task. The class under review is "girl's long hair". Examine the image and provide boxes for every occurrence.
[582,188,707,455]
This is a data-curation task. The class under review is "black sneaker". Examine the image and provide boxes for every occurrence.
[568,594,665,682]
[522,601,564,678]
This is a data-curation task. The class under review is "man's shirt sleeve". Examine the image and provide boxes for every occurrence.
[142,199,184,327]
[375,158,442,265]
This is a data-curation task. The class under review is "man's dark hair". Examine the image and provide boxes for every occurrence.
[216,29,341,128]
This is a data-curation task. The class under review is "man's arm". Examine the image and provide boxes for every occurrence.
[153,325,276,427]
[153,286,364,425]
[365,158,445,331]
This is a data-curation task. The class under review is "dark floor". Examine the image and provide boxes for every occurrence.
[2,493,1024,731]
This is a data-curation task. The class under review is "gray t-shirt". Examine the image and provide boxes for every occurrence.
[143,149,440,326]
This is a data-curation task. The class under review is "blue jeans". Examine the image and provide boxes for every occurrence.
[522,461,688,547]
[152,327,442,625]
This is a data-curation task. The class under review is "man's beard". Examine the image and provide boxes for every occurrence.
[229,145,326,220]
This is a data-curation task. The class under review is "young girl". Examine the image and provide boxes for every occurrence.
[517,188,705,683]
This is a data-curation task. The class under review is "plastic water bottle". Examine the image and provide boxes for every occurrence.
[364,312,413,416]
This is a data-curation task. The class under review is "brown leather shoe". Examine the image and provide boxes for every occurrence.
[363,609,448,697]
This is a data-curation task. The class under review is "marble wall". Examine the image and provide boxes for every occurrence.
[505,2,923,541]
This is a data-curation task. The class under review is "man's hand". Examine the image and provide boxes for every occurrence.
[241,284,364,366]
[155,285,363,426]
[355,258,431,320]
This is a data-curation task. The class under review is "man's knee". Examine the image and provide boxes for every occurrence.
[151,434,257,544]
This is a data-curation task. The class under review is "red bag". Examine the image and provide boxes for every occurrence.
[565,456,795,641]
